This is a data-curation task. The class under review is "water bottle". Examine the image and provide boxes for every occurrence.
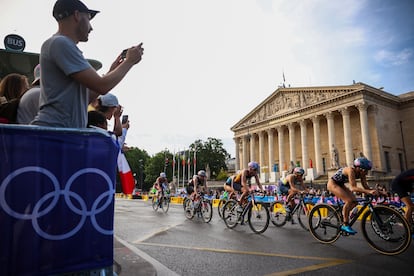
[349,206,358,220]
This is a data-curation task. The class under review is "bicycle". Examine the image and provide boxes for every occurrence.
[308,195,411,255]
[184,192,213,223]
[217,191,239,219]
[270,192,314,231]
[152,190,170,213]
[222,191,270,234]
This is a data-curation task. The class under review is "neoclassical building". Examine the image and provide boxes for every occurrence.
[231,82,414,183]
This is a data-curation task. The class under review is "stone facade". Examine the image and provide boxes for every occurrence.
[231,83,414,183]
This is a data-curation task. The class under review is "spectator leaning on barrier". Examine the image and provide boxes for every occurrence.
[31,0,144,128]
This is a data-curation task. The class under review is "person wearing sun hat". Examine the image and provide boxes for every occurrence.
[17,64,41,124]
[31,0,144,128]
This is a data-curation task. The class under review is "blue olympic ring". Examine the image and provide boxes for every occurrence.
[0,166,114,240]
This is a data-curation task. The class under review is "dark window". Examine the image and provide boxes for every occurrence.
[384,151,391,173]
[398,153,404,172]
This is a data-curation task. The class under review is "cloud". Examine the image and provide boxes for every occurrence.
[374,48,414,66]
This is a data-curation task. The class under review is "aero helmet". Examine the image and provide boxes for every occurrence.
[160,172,166,178]
[248,161,260,171]
[353,157,372,170]
[197,170,206,177]
[293,167,305,175]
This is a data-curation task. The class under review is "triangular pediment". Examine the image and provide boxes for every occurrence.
[231,84,362,131]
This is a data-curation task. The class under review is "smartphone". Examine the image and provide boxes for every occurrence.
[122,115,128,124]
[121,49,128,59]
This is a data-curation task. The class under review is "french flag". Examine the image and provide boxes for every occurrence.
[117,152,135,195]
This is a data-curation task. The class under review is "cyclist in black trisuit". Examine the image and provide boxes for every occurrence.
[391,169,414,236]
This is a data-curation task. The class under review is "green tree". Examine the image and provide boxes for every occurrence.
[124,147,150,190]
[190,137,229,179]
[144,150,174,187]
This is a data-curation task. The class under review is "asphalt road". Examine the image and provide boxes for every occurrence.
[114,198,413,276]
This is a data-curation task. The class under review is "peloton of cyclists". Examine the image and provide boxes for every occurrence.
[153,172,169,203]
[327,157,377,235]
[278,167,309,215]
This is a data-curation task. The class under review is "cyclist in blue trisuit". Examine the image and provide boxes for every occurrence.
[391,169,414,235]
[327,157,377,234]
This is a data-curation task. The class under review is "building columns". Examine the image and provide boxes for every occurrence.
[242,135,249,169]
[312,116,323,175]
[258,131,267,182]
[299,120,308,171]
[326,111,336,156]
[277,126,285,173]
[341,107,353,166]
[358,103,372,161]
[267,129,276,181]
[288,123,296,166]
[250,133,256,162]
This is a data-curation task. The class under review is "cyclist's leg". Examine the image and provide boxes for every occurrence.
[232,183,243,205]
[240,184,249,206]
[400,196,413,230]
[327,179,357,230]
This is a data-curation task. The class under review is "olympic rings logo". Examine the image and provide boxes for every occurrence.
[0,166,115,240]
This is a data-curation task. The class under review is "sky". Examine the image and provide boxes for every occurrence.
[1,0,414,157]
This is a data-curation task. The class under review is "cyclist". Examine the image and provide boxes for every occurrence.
[391,169,414,235]
[154,172,169,203]
[327,157,377,234]
[223,171,240,200]
[189,170,208,202]
[278,167,308,213]
[232,161,264,210]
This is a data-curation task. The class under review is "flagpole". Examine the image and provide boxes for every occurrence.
[187,150,191,181]
[172,150,175,189]
[193,150,196,175]
[177,149,180,190]
[182,150,186,187]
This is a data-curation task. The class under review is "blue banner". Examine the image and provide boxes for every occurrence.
[0,125,119,275]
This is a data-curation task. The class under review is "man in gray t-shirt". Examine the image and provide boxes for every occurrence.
[32,0,144,128]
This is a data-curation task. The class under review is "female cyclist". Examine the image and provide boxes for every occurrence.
[327,157,377,234]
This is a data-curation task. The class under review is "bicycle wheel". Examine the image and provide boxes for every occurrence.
[222,200,239,229]
[152,196,159,211]
[308,204,341,244]
[184,199,194,220]
[161,196,170,213]
[297,203,314,231]
[269,201,287,227]
[248,203,270,234]
[361,205,411,255]
[217,199,226,219]
[201,199,213,223]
